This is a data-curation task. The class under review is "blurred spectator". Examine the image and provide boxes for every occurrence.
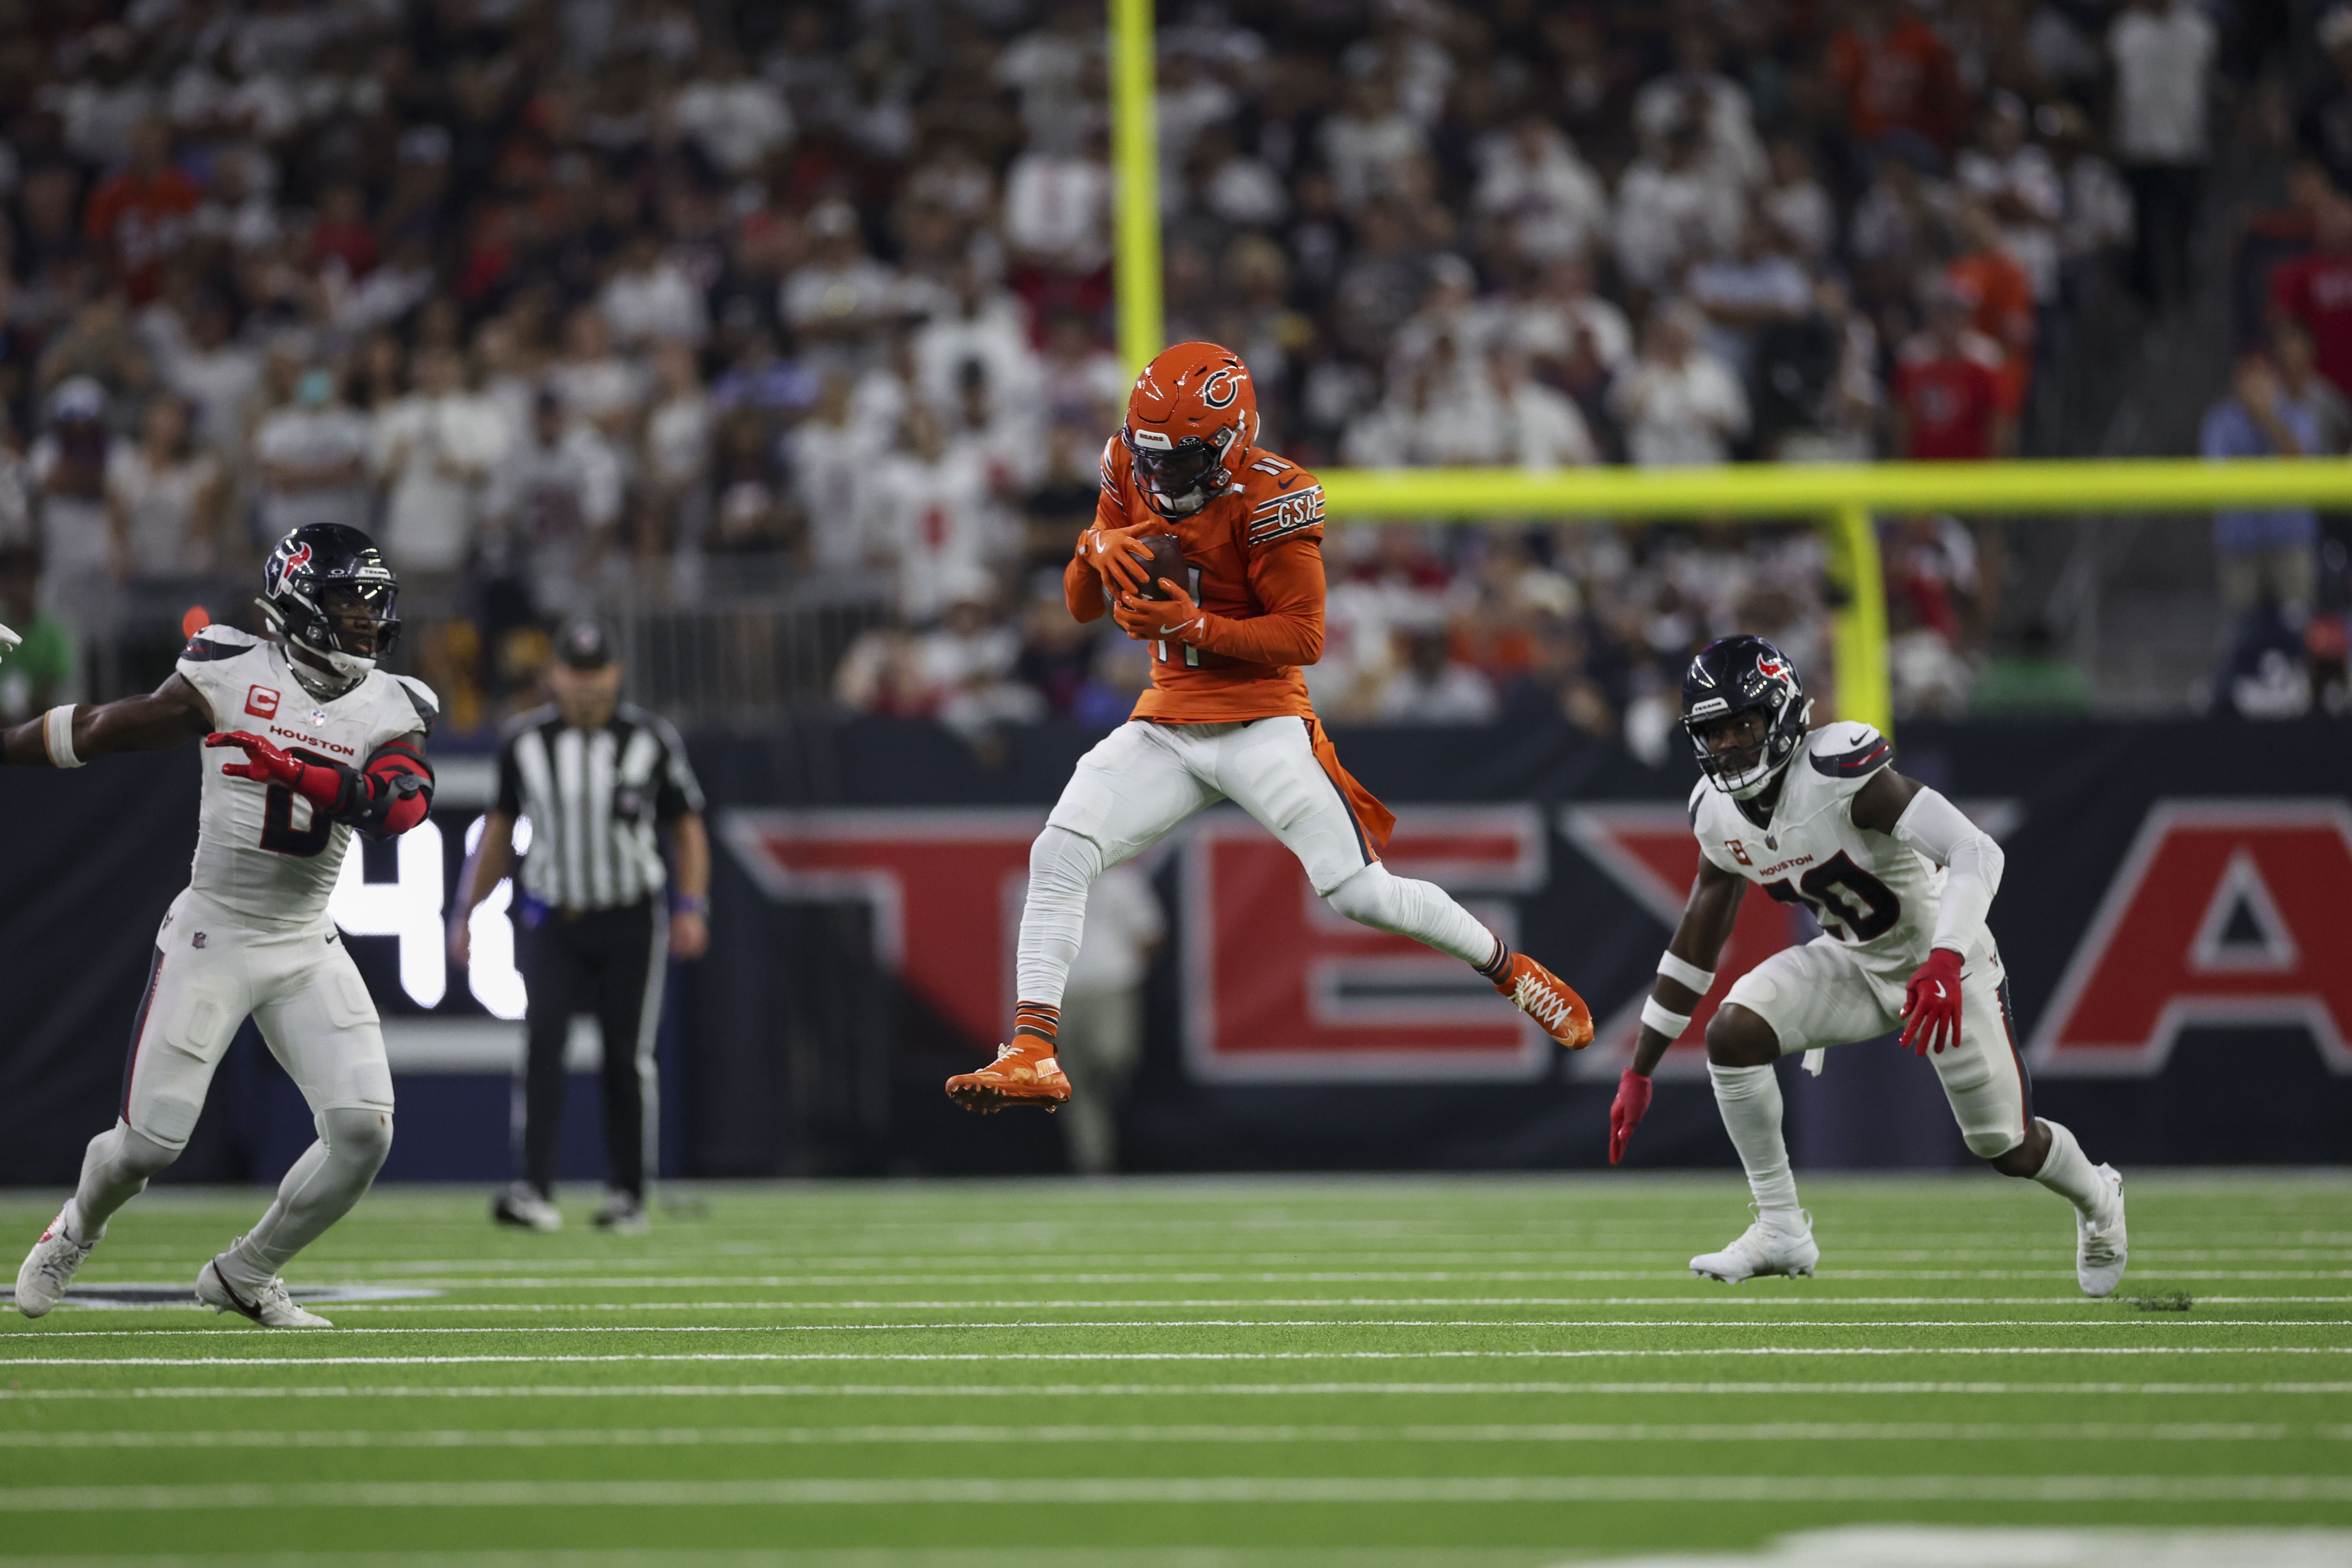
[372,346,509,590]
[918,578,1046,750]
[1893,287,2017,460]
[548,306,646,442]
[1614,123,1742,293]
[862,403,994,623]
[1608,306,1749,468]
[106,395,221,579]
[641,342,715,559]
[1946,200,2037,406]
[31,380,116,626]
[2202,350,2321,627]
[1487,348,1597,470]
[164,293,262,459]
[673,48,793,178]
[2109,0,2216,312]
[83,117,200,304]
[792,373,876,574]
[1474,114,1607,266]
[1752,278,1883,462]
[782,201,904,372]
[600,234,709,349]
[2269,197,2352,398]
[252,366,370,542]
[1957,95,2065,306]
[1761,140,1835,264]
[1827,0,1970,157]
[2273,318,2352,455]
[488,391,624,620]
[1686,215,1811,380]
[1376,629,1500,724]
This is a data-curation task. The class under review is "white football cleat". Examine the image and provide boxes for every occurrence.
[196,1258,333,1328]
[2076,1164,2129,1298]
[1691,1208,1820,1283]
[16,1209,96,1318]
[493,1183,563,1232]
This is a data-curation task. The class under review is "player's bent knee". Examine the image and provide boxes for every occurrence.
[1029,825,1104,893]
[1705,1004,1781,1067]
[96,1122,182,1182]
[1322,863,1399,929]
[323,1107,395,1176]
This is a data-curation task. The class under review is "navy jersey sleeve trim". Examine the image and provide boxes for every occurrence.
[1809,735,1893,778]
[179,636,254,662]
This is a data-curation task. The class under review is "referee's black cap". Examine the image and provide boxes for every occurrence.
[555,618,616,669]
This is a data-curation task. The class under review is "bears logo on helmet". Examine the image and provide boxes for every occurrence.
[1122,343,1259,518]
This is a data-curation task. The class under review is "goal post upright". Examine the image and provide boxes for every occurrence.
[1107,0,1163,380]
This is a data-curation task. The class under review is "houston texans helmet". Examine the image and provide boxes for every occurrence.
[1681,635,1812,799]
[259,524,400,686]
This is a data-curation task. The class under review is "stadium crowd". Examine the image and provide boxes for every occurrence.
[0,0,2338,746]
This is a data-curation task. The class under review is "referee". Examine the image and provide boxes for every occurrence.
[450,621,710,1233]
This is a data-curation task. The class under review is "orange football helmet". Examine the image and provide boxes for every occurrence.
[1121,342,1258,517]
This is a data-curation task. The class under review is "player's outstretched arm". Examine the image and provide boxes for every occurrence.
[1612,854,1747,1164]
[208,727,433,841]
[1851,768,2006,1057]
[0,673,214,766]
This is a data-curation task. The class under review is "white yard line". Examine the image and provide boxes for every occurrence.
[0,1420,2304,1449]
[7,1379,2347,1401]
[313,1297,2352,1316]
[276,1270,2352,1287]
[13,1318,2341,1340]
[2,1474,2347,1511]
[4,1346,2345,1368]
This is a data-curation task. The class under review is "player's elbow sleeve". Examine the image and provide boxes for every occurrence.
[356,745,434,836]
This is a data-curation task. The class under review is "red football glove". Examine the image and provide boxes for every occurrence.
[1608,1068,1653,1166]
[1111,576,1213,645]
[1900,947,1965,1056]
[1082,523,1158,597]
[207,731,342,810]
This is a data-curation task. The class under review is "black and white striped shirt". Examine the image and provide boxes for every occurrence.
[495,704,705,911]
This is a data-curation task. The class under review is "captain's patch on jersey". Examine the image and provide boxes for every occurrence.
[245,685,280,719]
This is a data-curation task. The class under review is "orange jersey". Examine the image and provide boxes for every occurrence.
[1067,439,1329,725]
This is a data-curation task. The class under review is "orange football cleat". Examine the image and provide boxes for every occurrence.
[945,1038,1071,1113]
[1498,952,1594,1048]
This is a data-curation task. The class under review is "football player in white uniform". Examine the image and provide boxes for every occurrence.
[1605,637,2128,1296]
[9,525,436,1327]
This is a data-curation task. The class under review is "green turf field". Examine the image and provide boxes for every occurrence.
[0,1173,2346,1566]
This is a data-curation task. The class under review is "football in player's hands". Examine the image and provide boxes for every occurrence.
[1101,533,1190,606]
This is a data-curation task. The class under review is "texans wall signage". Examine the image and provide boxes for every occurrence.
[722,795,2352,1084]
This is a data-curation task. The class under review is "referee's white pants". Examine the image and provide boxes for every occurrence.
[1016,718,1494,1010]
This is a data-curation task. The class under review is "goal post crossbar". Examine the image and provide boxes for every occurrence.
[1316,459,2352,734]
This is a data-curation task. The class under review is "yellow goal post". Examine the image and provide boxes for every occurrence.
[1105,0,2352,734]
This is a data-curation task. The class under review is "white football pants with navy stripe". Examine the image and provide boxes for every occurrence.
[1016,717,1495,1010]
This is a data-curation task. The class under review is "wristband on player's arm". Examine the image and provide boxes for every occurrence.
[43,706,83,768]
[1655,952,1715,996]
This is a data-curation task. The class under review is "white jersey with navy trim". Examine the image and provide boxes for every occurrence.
[173,625,438,931]
[1689,722,1951,973]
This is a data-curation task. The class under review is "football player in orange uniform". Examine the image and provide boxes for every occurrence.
[947,343,1592,1111]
